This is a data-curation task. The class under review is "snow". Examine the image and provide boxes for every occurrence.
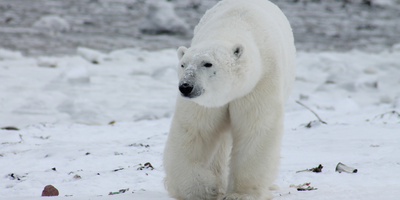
[0,46,400,200]
[0,47,178,127]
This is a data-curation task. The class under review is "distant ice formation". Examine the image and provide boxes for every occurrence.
[139,0,189,35]
[33,15,70,33]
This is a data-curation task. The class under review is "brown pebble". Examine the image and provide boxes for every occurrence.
[41,185,59,196]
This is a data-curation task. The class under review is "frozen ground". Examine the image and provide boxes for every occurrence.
[1,0,400,199]
[1,45,400,199]
[0,0,400,56]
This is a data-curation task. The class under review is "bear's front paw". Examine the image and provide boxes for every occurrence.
[199,185,220,199]
[220,193,255,200]
[178,184,222,200]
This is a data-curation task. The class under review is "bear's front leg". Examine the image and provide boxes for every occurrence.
[222,97,284,200]
[164,99,230,200]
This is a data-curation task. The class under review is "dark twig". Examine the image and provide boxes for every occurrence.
[372,110,400,120]
[295,100,327,124]
[296,164,323,173]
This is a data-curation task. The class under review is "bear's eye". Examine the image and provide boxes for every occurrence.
[204,63,212,68]
[181,65,184,68]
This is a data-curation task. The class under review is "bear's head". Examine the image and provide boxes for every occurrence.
[176,41,262,107]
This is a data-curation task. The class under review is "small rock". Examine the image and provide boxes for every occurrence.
[41,185,59,196]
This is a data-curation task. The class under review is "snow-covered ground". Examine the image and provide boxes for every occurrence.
[1,45,399,200]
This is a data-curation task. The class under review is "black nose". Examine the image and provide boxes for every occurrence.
[179,83,193,96]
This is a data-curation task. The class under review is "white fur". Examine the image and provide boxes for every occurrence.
[163,0,296,199]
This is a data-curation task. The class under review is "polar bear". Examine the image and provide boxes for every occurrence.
[163,0,296,199]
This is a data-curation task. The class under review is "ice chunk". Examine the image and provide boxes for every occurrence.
[36,57,58,68]
[77,47,107,64]
[45,64,90,90]
[139,0,189,35]
[0,49,23,60]
[57,98,102,124]
[373,0,397,6]
[33,15,70,32]
[380,95,392,104]
[394,96,400,109]
[391,43,400,52]
[64,65,90,85]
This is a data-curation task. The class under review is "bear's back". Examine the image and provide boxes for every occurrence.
[194,0,290,37]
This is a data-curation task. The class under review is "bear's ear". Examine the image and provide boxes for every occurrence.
[177,46,187,60]
[232,44,244,59]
